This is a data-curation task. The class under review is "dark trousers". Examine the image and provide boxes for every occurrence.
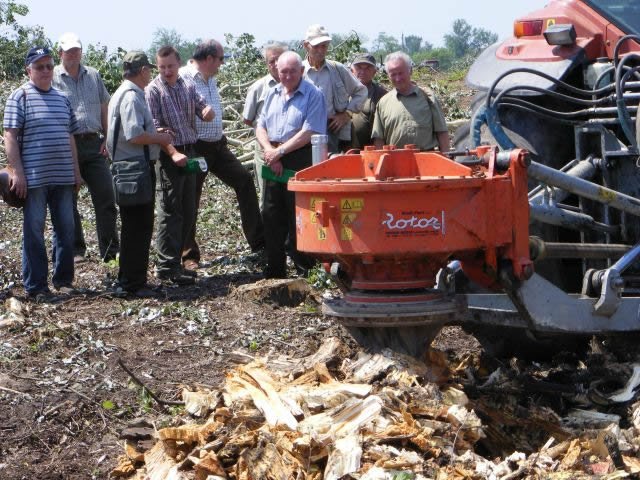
[262,145,315,278]
[155,149,197,276]
[182,137,265,263]
[73,135,119,261]
[118,170,156,292]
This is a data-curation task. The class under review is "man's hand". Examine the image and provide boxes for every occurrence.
[202,105,215,122]
[171,151,188,167]
[263,147,281,166]
[73,168,83,193]
[269,159,283,176]
[9,168,27,199]
[328,111,351,133]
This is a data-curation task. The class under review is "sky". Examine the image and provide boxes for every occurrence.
[20,0,550,53]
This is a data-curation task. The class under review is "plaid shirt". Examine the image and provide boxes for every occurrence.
[145,75,207,146]
[53,64,110,134]
[180,62,223,141]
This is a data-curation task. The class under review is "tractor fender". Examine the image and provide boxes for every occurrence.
[467,41,586,95]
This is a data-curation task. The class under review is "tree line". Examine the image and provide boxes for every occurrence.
[0,0,497,95]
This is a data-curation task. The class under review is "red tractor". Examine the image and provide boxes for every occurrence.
[291,1,640,356]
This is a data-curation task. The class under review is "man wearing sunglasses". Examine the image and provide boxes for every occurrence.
[179,39,265,272]
[3,46,82,300]
[53,32,119,265]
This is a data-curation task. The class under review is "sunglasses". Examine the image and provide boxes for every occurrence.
[31,63,54,72]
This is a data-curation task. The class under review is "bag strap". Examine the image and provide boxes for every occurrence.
[112,89,149,163]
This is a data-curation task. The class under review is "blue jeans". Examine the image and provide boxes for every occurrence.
[22,185,75,294]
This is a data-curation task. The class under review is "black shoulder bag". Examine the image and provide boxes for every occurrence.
[110,90,154,207]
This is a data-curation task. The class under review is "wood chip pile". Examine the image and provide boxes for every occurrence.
[111,337,640,479]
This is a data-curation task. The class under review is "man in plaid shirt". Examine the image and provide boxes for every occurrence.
[145,45,214,285]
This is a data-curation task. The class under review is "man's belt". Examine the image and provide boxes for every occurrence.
[74,132,101,141]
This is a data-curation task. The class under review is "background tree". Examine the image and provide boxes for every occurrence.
[403,35,424,55]
[0,1,47,80]
[371,32,401,59]
[444,19,498,58]
[148,27,199,63]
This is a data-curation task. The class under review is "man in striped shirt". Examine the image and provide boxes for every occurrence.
[3,46,82,300]
[145,45,214,285]
[180,39,264,271]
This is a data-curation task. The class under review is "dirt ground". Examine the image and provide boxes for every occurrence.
[2,88,640,477]
[0,173,478,479]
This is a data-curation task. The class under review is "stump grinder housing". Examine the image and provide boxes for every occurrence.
[290,0,640,354]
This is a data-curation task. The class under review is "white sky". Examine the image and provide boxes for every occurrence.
[21,0,550,52]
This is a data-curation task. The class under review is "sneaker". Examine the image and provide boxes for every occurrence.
[182,267,198,278]
[74,254,87,264]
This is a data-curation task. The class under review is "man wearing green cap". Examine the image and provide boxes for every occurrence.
[107,51,186,297]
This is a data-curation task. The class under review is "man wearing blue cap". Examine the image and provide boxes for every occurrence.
[3,46,82,300]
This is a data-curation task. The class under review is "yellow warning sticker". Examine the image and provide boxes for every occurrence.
[341,213,357,225]
[341,198,364,211]
[310,211,318,224]
[546,18,556,28]
[317,227,327,241]
[310,197,325,209]
[341,226,353,241]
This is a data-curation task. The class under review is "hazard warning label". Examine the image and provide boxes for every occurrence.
[341,226,353,241]
[317,227,327,241]
[340,198,364,211]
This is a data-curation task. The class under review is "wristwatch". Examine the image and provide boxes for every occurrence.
[278,146,286,156]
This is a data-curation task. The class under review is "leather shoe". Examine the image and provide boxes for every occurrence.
[130,287,156,298]
[156,272,195,286]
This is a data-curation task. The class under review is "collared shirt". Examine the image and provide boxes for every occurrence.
[53,64,110,134]
[351,81,388,149]
[257,78,327,143]
[179,62,223,141]
[145,75,207,146]
[3,83,79,188]
[372,85,448,151]
[243,74,278,127]
[303,59,367,140]
[107,79,160,162]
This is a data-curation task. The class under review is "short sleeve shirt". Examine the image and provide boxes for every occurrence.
[107,79,160,161]
[257,79,327,143]
[372,86,447,151]
[53,64,110,134]
[3,83,79,188]
[243,74,278,127]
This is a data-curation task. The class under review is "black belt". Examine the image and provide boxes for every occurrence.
[197,138,225,146]
[74,132,100,140]
[172,144,195,154]
[270,141,283,147]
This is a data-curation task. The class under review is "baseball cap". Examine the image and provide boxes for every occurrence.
[58,32,82,51]
[123,51,156,70]
[305,24,331,46]
[352,53,376,67]
[25,46,53,66]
